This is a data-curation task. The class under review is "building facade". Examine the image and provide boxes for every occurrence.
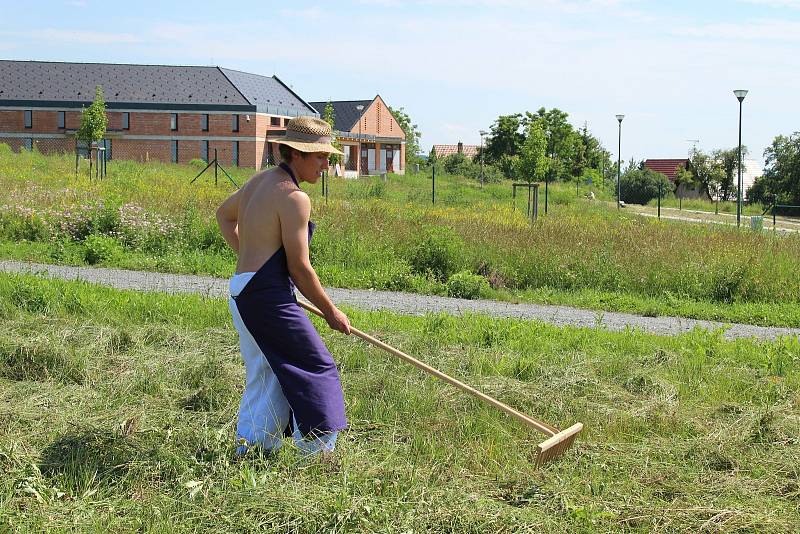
[308,96,405,177]
[0,60,318,168]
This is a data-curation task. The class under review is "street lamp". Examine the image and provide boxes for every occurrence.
[356,104,365,176]
[733,90,748,228]
[615,114,625,209]
[479,130,488,188]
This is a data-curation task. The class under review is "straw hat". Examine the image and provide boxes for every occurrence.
[272,116,343,156]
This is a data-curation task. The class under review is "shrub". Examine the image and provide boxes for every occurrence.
[439,153,504,183]
[620,168,675,205]
[446,271,489,299]
[409,227,464,281]
[83,234,122,265]
[189,158,208,168]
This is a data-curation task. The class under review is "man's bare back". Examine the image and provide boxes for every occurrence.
[230,166,306,274]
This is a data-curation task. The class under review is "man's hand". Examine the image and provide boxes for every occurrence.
[324,307,351,335]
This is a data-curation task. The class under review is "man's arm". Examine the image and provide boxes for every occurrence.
[281,191,350,335]
[216,189,241,253]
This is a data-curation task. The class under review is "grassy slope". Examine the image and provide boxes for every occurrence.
[3,148,800,329]
[1,273,798,532]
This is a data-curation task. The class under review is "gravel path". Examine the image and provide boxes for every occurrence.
[2,260,798,342]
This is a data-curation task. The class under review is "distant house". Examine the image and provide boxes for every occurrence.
[0,60,318,168]
[644,158,709,199]
[431,142,479,160]
[308,96,406,177]
[741,158,763,200]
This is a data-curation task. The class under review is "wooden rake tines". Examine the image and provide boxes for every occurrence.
[297,300,584,467]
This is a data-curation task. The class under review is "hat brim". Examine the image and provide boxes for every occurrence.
[272,138,344,156]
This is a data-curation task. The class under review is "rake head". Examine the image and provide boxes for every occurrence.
[535,422,584,468]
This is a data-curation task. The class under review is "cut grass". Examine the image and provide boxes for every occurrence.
[0,273,798,532]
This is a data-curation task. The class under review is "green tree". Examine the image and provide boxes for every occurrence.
[389,106,422,169]
[713,147,748,201]
[673,162,696,196]
[525,108,579,181]
[687,148,725,199]
[514,119,549,183]
[750,132,800,205]
[484,114,524,165]
[322,101,342,164]
[77,85,108,148]
[620,167,674,205]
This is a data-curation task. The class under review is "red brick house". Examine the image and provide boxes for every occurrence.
[308,96,405,177]
[0,60,318,168]
[644,158,709,199]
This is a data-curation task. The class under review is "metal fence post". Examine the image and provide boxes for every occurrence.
[431,165,435,204]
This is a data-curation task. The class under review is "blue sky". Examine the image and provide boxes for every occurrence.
[2,0,799,165]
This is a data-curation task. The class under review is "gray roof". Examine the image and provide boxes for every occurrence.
[308,99,373,132]
[0,60,315,115]
[220,68,317,117]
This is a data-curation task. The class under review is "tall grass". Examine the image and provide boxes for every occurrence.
[0,273,798,531]
[3,147,800,324]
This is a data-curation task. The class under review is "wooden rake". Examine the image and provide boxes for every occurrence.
[298,300,584,467]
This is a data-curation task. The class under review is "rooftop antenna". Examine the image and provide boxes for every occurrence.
[686,139,700,156]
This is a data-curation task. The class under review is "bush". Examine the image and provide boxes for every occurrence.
[620,168,675,205]
[189,158,208,168]
[409,227,464,281]
[439,153,503,183]
[446,271,489,299]
[83,234,122,265]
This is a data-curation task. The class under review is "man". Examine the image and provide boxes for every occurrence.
[216,116,350,456]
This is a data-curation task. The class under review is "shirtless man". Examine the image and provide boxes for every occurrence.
[216,116,350,456]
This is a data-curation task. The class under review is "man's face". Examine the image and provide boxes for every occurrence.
[295,151,330,183]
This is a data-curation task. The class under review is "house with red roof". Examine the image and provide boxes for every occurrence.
[308,96,406,177]
[431,142,479,160]
[644,158,709,199]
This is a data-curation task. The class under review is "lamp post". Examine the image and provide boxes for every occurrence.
[479,130,488,188]
[615,114,625,209]
[356,104,365,176]
[733,90,748,228]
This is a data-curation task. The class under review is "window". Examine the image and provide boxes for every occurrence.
[283,118,290,126]
[171,140,178,163]
[23,138,33,151]
[24,110,32,129]
[170,113,178,131]
[122,112,130,130]
[232,114,239,132]
[58,111,65,129]
[232,141,239,167]
[201,114,209,132]
[270,116,281,127]
[201,140,209,162]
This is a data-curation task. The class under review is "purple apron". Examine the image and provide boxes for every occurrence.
[232,163,347,436]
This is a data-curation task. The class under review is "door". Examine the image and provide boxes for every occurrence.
[360,145,368,175]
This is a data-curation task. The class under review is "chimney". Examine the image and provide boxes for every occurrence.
[457,141,463,154]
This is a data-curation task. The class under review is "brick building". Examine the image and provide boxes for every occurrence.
[0,60,318,168]
[308,96,405,177]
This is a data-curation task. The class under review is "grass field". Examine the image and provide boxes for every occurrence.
[3,147,800,330]
[0,273,798,532]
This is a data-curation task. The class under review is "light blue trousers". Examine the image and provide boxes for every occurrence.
[229,272,338,455]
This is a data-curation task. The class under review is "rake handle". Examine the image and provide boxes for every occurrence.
[297,299,558,437]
